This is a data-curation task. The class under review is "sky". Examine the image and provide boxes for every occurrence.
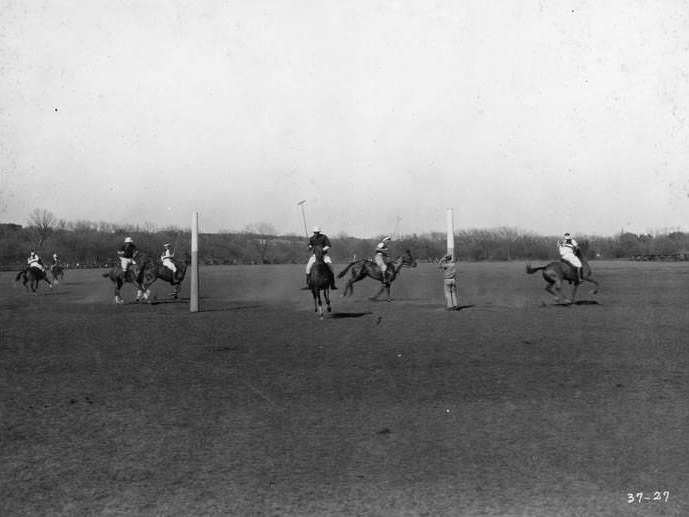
[1,0,688,238]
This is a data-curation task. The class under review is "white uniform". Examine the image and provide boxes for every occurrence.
[374,236,392,275]
[28,253,45,271]
[161,247,177,273]
[558,238,582,268]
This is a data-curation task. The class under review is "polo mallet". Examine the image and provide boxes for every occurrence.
[391,216,401,239]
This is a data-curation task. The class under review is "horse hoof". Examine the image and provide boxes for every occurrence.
[327,306,332,312]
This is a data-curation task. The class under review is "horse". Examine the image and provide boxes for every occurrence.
[102,259,147,304]
[137,256,188,301]
[15,266,53,292]
[526,255,599,304]
[50,264,65,285]
[308,245,333,318]
[337,249,417,302]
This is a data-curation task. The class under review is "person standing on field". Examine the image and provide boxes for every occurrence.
[438,254,459,310]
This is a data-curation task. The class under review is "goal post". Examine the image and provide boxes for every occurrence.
[190,212,199,312]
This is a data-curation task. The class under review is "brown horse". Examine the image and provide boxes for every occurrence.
[50,264,65,284]
[526,256,599,304]
[308,245,333,318]
[15,266,53,292]
[337,249,417,301]
[137,256,188,301]
[102,260,146,304]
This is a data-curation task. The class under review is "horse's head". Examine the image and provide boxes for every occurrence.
[312,244,326,262]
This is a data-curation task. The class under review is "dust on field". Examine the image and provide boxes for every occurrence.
[1,262,688,516]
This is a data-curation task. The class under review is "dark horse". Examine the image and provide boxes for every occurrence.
[526,254,599,304]
[50,264,65,284]
[137,256,188,302]
[15,266,53,292]
[337,249,417,302]
[102,260,146,304]
[308,245,333,318]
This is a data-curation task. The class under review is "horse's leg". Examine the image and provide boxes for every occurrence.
[115,278,125,304]
[545,281,561,303]
[584,277,599,294]
[324,288,331,313]
[369,283,386,301]
[342,277,354,297]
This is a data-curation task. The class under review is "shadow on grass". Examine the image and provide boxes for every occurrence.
[550,299,601,307]
[329,311,372,319]
[198,303,266,313]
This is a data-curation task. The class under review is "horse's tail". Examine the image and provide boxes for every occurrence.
[337,261,356,279]
[526,263,547,274]
[15,270,25,281]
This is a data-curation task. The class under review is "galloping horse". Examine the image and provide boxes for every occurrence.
[526,255,599,304]
[308,245,333,318]
[102,260,146,304]
[137,256,188,302]
[50,264,65,284]
[337,249,417,302]
[15,266,53,292]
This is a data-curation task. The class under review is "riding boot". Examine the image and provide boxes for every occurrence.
[578,268,584,283]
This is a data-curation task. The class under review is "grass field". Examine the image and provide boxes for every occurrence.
[1,261,688,516]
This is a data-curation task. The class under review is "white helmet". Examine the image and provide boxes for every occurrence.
[376,242,386,250]
[312,225,321,233]
[163,243,171,247]
[124,237,133,243]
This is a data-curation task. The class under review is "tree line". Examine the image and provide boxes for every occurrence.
[1,210,687,270]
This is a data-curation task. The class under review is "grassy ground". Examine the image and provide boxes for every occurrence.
[1,261,688,516]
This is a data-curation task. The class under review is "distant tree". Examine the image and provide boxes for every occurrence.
[28,209,56,245]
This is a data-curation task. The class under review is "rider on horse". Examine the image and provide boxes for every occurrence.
[52,253,61,266]
[27,250,45,271]
[304,226,337,290]
[558,233,583,283]
[160,243,177,277]
[117,237,138,274]
[374,236,392,284]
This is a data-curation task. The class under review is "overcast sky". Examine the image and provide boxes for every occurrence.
[1,0,687,238]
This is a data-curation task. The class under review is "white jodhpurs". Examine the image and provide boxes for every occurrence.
[559,248,582,268]
[374,254,388,272]
[306,254,332,274]
[120,257,135,271]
